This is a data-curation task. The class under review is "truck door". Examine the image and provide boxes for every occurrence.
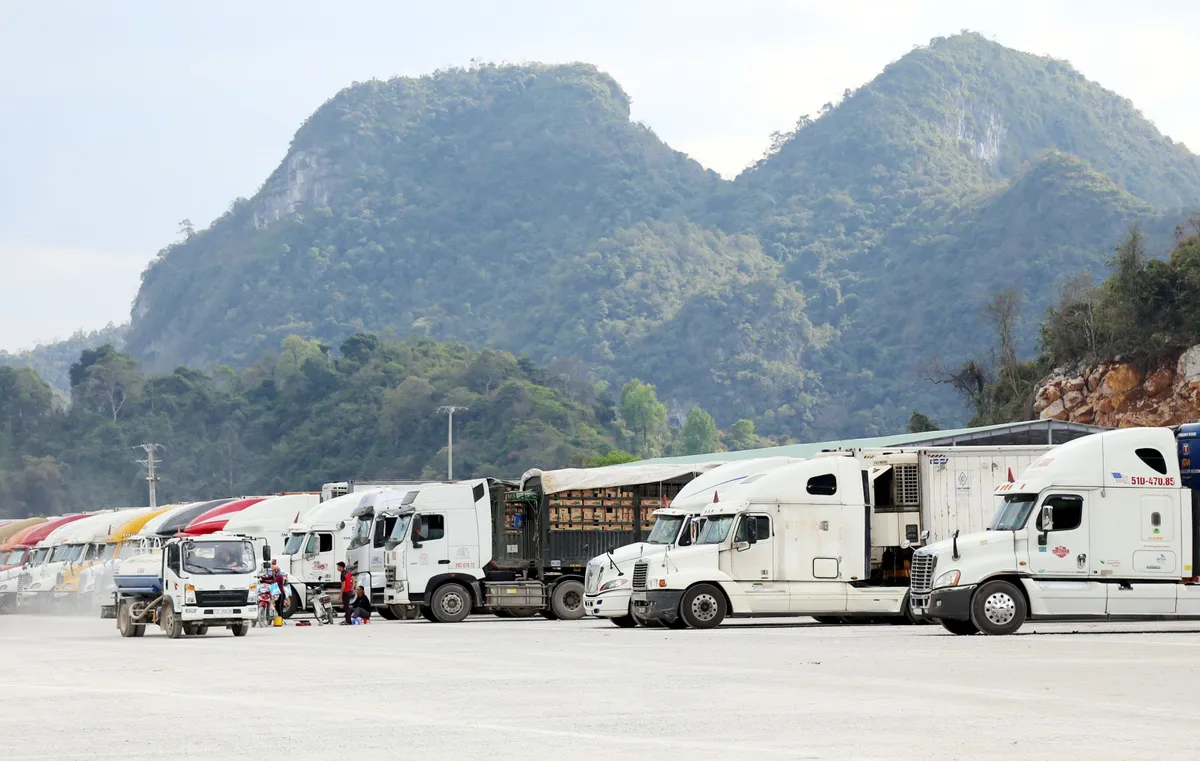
[730,514,786,613]
[369,516,396,593]
[408,514,449,597]
[1024,493,1106,616]
[303,533,336,585]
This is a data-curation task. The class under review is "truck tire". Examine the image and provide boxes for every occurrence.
[117,602,144,638]
[970,580,1027,635]
[679,584,727,629]
[231,621,250,637]
[195,625,208,636]
[610,613,638,628]
[940,618,979,636]
[280,591,301,619]
[419,605,439,623]
[378,605,399,621]
[812,616,843,624]
[549,580,585,621]
[430,583,471,623]
[161,603,184,639]
[388,604,418,620]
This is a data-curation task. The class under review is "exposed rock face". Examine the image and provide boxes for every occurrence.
[1034,346,1200,427]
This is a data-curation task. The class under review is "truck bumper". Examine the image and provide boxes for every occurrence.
[584,589,632,619]
[911,585,974,622]
[182,606,254,623]
[631,589,683,626]
[384,583,409,606]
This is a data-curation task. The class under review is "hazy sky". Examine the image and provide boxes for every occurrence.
[1,0,1195,351]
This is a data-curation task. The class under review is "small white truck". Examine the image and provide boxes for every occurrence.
[583,457,803,626]
[910,426,1200,634]
[628,445,1055,629]
[112,533,266,638]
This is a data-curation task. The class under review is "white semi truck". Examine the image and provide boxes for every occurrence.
[281,490,382,614]
[112,532,267,638]
[583,457,804,626]
[630,445,1053,628]
[910,426,1200,635]
[346,483,441,619]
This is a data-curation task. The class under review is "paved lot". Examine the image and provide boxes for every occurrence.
[2,614,1199,759]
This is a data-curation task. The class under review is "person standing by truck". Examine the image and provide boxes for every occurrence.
[338,561,354,623]
[267,560,288,618]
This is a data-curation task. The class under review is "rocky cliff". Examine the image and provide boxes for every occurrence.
[1034,346,1200,427]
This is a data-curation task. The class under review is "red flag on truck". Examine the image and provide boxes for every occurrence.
[1007,467,1014,483]
[713,491,719,503]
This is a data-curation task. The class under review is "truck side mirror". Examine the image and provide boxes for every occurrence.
[745,518,758,545]
[263,544,271,562]
[1037,506,1052,547]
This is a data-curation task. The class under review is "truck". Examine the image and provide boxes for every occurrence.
[346,483,441,619]
[909,426,1200,635]
[112,532,268,638]
[0,518,47,570]
[3,513,91,610]
[629,445,1056,629]
[52,507,151,610]
[583,457,804,626]
[85,506,176,617]
[280,490,381,615]
[381,462,723,623]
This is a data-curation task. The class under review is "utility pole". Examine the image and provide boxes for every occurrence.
[436,406,468,480]
[135,443,164,508]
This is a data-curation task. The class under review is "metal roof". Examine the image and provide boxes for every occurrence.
[637,419,1111,466]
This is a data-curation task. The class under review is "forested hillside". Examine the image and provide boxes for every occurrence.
[0,335,770,518]
[121,33,1200,439]
[0,324,128,400]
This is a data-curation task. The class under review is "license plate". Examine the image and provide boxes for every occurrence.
[214,608,234,615]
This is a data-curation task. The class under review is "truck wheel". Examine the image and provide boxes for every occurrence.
[388,604,416,620]
[419,605,439,623]
[280,592,300,619]
[679,584,727,629]
[231,621,250,637]
[940,619,979,636]
[378,605,399,621]
[117,602,144,638]
[430,583,471,623]
[195,625,208,636]
[812,616,843,624]
[161,604,183,639]
[549,580,585,621]
[610,614,638,628]
[970,580,1027,635]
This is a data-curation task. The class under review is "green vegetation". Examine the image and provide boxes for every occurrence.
[0,324,127,401]
[99,34,1200,441]
[0,338,764,518]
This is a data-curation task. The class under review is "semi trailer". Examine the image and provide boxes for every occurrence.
[382,462,721,622]
[629,445,1057,629]
[910,426,1200,635]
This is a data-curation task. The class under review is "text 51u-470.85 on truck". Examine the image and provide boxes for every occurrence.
[910,426,1200,634]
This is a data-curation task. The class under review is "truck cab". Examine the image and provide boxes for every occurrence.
[114,533,265,638]
[910,427,1200,635]
[630,457,910,629]
[281,490,377,612]
[347,484,439,615]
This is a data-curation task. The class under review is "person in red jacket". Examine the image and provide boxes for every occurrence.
[338,561,354,624]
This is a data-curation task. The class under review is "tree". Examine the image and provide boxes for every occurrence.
[580,449,639,467]
[178,219,195,239]
[724,419,763,451]
[681,407,721,455]
[907,412,939,433]
[619,379,667,454]
[275,335,325,390]
[339,333,380,364]
[77,349,140,422]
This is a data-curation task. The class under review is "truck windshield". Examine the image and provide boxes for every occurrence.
[989,494,1039,531]
[647,516,685,545]
[348,516,372,549]
[283,533,305,555]
[388,514,413,544]
[1,550,22,565]
[697,515,735,544]
[51,545,84,563]
[183,540,256,575]
[97,544,116,561]
[117,542,146,560]
[29,548,50,565]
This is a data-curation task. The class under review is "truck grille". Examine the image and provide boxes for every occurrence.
[195,590,249,607]
[632,561,648,591]
[17,572,30,593]
[910,552,936,593]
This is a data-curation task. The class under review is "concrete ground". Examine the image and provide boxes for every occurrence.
[2,615,1199,760]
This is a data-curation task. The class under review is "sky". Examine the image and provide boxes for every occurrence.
[1,0,1196,351]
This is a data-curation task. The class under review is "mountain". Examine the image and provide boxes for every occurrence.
[123,35,1200,439]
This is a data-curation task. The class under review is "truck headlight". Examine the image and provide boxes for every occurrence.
[934,570,961,589]
[599,578,629,592]
[247,588,256,604]
[184,585,196,605]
